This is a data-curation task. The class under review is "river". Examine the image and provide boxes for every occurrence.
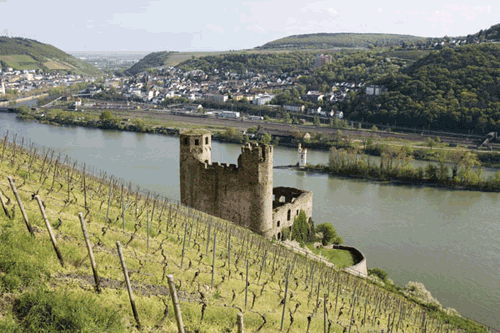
[0,112,498,328]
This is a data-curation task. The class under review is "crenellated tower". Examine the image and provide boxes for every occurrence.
[179,130,211,208]
[179,131,274,237]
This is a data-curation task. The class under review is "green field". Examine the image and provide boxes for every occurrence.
[0,54,41,70]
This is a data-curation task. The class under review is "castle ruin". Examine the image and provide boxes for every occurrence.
[179,130,313,239]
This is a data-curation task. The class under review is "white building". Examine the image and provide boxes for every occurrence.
[217,111,240,119]
[204,93,228,103]
[365,85,387,96]
[298,143,307,168]
[252,93,275,105]
[284,105,305,113]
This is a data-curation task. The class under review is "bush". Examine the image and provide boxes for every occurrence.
[404,281,442,309]
[291,210,314,243]
[368,267,388,282]
[316,222,343,245]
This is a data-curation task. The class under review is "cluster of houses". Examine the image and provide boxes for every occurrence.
[91,65,384,121]
[0,68,95,96]
[115,66,296,107]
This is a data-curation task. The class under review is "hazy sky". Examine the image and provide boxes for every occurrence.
[1,0,499,52]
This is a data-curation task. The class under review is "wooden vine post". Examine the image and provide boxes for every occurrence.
[106,183,112,224]
[8,176,35,236]
[211,232,217,288]
[78,213,101,293]
[181,222,188,268]
[245,259,249,309]
[116,241,141,329]
[167,274,185,333]
[237,312,244,333]
[147,210,150,252]
[280,263,290,331]
[0,188,11,218]
[35,195,64,267]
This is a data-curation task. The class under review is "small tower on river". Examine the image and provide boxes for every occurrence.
[298,143,307,168]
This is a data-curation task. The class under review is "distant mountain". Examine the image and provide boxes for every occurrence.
[124,51,173,75]
[0,37,100,76]
[256,33,428,50]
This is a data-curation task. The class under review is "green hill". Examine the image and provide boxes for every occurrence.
[0,132,489,332]
[342,43,500,133]
[124,51,173,75]
[462,23,500,43]
[0,37,100,76]
[178,51,316,74]
[257,33,428,50]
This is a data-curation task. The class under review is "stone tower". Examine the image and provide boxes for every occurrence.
[179,130,274,237]
[179,130,211,207]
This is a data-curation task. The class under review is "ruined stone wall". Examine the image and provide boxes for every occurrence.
[334,245,368,277]
[272,187,313,240]
[180,132,274,236]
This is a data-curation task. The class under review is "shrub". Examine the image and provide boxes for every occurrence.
[368,267,388,282]
[404,281,442,309]
[291,210,314,243]
[316,222,343,245]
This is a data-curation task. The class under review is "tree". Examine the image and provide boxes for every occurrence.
[132,118,146,132]
[260,133,272,145]
[316,223,343,245]
[283,112,291,124]
[426,137,435,149]
[291,210,313,244]
[313,115,320,126]
[99,111,113,121]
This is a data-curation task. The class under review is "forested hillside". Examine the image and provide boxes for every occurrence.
[257,33,428,50]
[0,37,100,76]
[342,44,500,134]
[178,51,316,75]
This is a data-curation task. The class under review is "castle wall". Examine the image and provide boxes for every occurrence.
[272,187,313,240]
[334,245,368,277]
[180,133,274,236]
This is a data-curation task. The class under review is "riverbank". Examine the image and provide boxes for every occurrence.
[0,93,49,107]
[303,164,500,193]
[11,106,500,169]
[9,107,500,192]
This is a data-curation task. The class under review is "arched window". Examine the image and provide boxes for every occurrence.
[277,220,280,227]
[287,209,291,221]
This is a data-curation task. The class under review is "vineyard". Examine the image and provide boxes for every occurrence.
[0,132,489,332]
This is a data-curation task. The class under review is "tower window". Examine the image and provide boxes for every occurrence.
[195,139,200,146]
[205,137,209,144]
[287,209,291,221]
[184,138,188,145]
[277,220,280,227]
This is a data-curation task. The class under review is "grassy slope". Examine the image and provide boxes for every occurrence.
[0,134,488,332]
[257,33,428,50]
[0,37,100,76]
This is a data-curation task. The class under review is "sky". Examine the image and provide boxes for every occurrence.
[1,0,499,52]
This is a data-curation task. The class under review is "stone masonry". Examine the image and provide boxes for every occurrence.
[179,130,313,238]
